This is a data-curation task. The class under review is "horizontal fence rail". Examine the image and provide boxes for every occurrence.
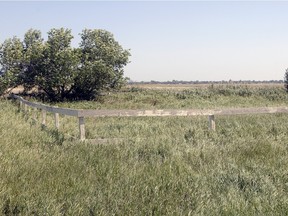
[12,95,288,141]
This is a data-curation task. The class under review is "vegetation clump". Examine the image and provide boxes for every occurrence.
[0,28,130,101]
[284,68,288,92]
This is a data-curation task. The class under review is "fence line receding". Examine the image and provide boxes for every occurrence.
[12,95,288,141]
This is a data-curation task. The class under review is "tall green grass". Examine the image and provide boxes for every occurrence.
[1,85,288,215]
[55,85,288,109]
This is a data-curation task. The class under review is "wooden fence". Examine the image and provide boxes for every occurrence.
[12,95,288,141]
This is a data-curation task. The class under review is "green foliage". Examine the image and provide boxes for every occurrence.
[36,28,80,101]
[0,28,130,101]
[0,76,9,95]
[284,68,288,92]
[73,29,130,100]
[22,29,44,91]
[0,36,24,91]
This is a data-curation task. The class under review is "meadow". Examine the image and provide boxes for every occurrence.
[1,84,288,215]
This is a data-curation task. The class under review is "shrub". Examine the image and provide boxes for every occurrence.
[0,28,130,101]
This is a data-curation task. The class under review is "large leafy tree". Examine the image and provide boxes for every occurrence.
[73,29,130,99]
[0,28,130,101]
[0,36,24,94]
[36,28,80,101]
[21,29,44,92]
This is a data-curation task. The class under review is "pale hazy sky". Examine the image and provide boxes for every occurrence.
[1,1,288,81]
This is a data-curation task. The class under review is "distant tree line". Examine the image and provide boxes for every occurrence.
[0,28,130,101]
[129,80,284,85]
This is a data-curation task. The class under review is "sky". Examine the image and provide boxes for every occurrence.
[1,1,288,82]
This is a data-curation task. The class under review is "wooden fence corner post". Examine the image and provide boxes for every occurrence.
[24,104,28,113]
[208,114,216,131]
[32,107,37,122]
[79,117,85,141]
[19,101,23,111]
[41,109,46,128]
[55,113,60,129]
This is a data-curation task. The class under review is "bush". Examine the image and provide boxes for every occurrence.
[284,68,288,92]
[0,28,130,101]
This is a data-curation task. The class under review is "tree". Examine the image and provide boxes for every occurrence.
[0,36,24,94]
[21,29,44,92]
[285,68,288,92]
[72,29,130,100]
[36,28,80,101]
[0,28,131,101]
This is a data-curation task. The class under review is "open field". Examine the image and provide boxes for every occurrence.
[56,83,288,110]
[1,84,288,215]
[6,82,284,95]
[127,82,284,90]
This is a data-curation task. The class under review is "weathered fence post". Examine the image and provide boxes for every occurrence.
[24,104,28,113]
[208,114,216,131]
[55,113,60,129]
[19,101,23,110]
[32,107,37,122]
[79,117,85,141]
[41,109,46,127]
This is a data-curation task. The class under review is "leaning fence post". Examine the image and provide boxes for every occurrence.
[55,113,60,129]
[41,109,46,127]
[79,117,85,141]
[208,114,216,131]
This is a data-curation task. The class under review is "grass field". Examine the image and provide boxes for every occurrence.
[1,84,288,215]
[127,82,283,90]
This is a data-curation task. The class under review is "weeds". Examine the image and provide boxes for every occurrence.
[1,85,288,215]
[55,85,288,110]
